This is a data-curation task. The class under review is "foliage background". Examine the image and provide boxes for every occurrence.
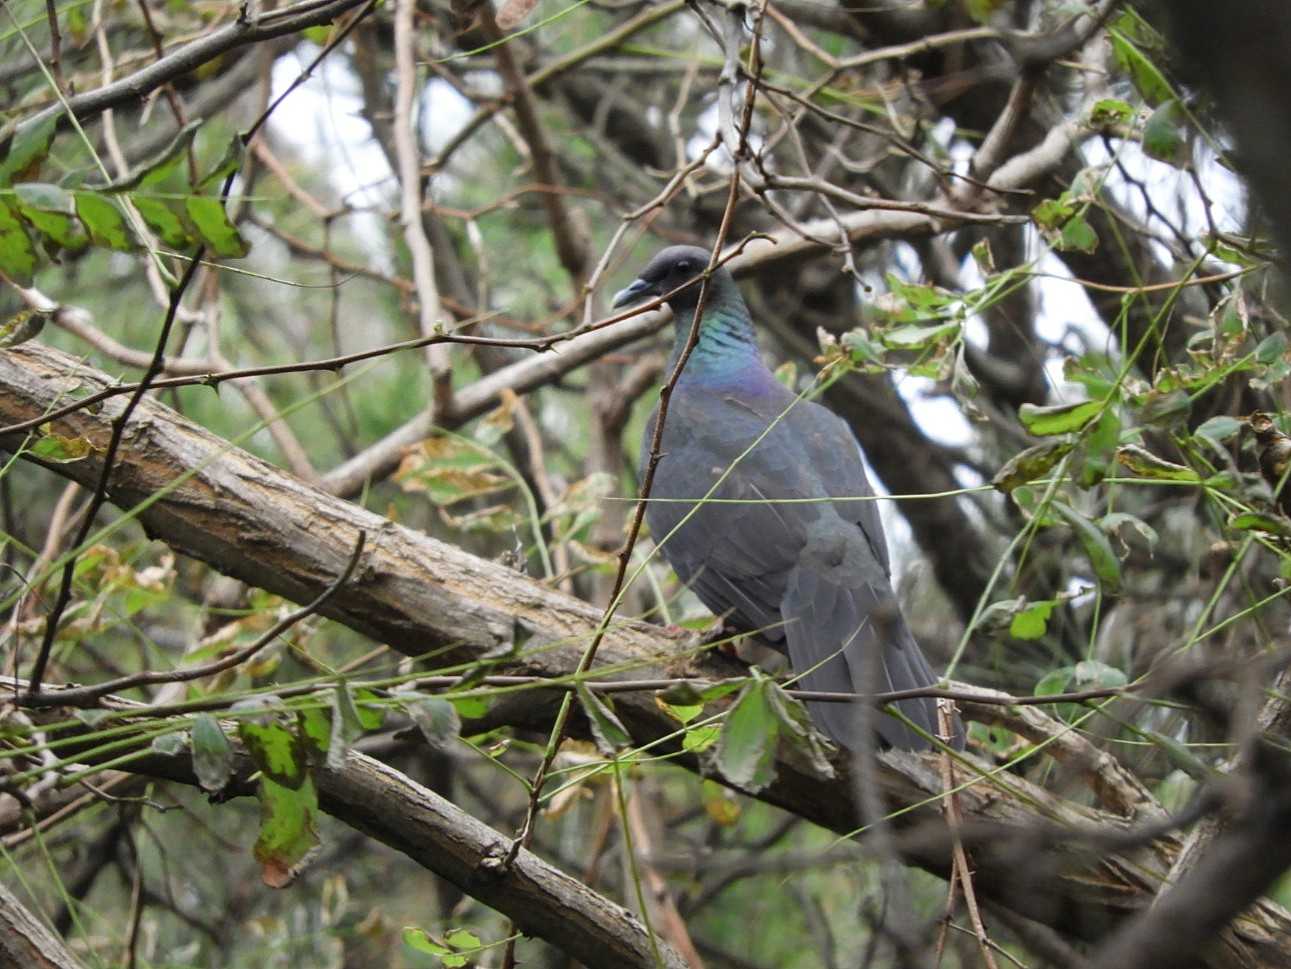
[1,1,1290,967]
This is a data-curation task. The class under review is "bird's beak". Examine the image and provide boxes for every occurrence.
[611,276,655,309]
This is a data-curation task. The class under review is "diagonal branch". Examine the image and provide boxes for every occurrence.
[0,878,85,969]
[33,717,687,969]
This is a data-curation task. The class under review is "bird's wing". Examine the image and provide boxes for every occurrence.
[780,519,940,750]
[645,389,961,750]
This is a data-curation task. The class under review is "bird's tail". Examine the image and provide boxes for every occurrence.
[780,566,964,752]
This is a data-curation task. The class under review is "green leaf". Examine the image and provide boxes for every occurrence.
[1194,415,1244,447]
[992,440,1073,493]
[840,328,884,365]
[657,681,705,709]
[975,596,1028,635]
[1063,353,1118,398]
[885,274,957,311]
[185,196,249,257]
[1031,197,1075,230]
[74,193,133,250]
[328,683,374,767]
[1142,99,1186,166]
[95,119,200,193]
[234,695,308,789]
[150,732,186,755]
[395,434,515,507]
[29,430,92,463]
[697,680,746,703]
[14,183,87,251]
[1076,407,1121,488]
[1101,511,1159,557]
[1010,600,1056,640]
[1089,98,1135,126]
[714,677,779,793]
[682,723,720,753]
[1136,388,1191,427]
[577,684,632,755]
[1074,659,1128,689]
[297,706,332,760]
[132,196,196,248]
[1109,28,1173,106]
[449,694,493,720]
[335,682,384,733]
[0,201,37,285]
[1227,511,1291,538]
[879,321,960,350]
[403,928,468,967]
[445,929,482,952]
[1155,769,1198,814]
[0,114,58,185]
[191,714,234,792]
[472,392,516,445]
[0,308,51,348]
[970,237,995,275]
[198,137,245,191]
[1034,666,1073,697]
[403,927,454,959]
[1256,330,1288,365]
[1018,399,1102,436]
[766,683,835,777]
[1057,215,1098,253]
[1053,500,1121,590]
[1113,8,1166,50]
[964,0,1005,24]
[254,775,321,888]
[403,694,461,751]
[1115,444,1200,482]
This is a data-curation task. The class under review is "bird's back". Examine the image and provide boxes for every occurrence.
[641,375,951,749]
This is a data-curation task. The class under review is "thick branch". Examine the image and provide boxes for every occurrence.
[61,730,686,969]
[0,879,85,969]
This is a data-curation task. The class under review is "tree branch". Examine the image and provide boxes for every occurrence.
[45,724,687,969]
[0,878,85,969]
[4,0,370,148]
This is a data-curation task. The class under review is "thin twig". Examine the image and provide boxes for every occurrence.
[939,700,999,969]
[21,533,365,708]
[24,249,206,694]
[43,0,66,93]
[393,0,453,410]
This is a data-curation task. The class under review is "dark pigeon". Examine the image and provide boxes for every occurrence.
[613,245,963,751]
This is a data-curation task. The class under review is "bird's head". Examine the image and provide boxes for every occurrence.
[611,245,729,313]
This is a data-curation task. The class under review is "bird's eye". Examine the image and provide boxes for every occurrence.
[676,260,692,273]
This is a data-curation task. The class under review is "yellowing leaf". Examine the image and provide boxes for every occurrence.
[1018,399,1102,436]
[1115,444,1201,482]
[395,435,514,506]
[255,775,321,888]
[993,440,1072,493]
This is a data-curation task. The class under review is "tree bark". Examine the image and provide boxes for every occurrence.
[0,880,86,969]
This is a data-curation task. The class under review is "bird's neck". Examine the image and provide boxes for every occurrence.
[668,295,764,381]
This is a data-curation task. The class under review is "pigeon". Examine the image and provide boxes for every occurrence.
[613,245,962,751]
